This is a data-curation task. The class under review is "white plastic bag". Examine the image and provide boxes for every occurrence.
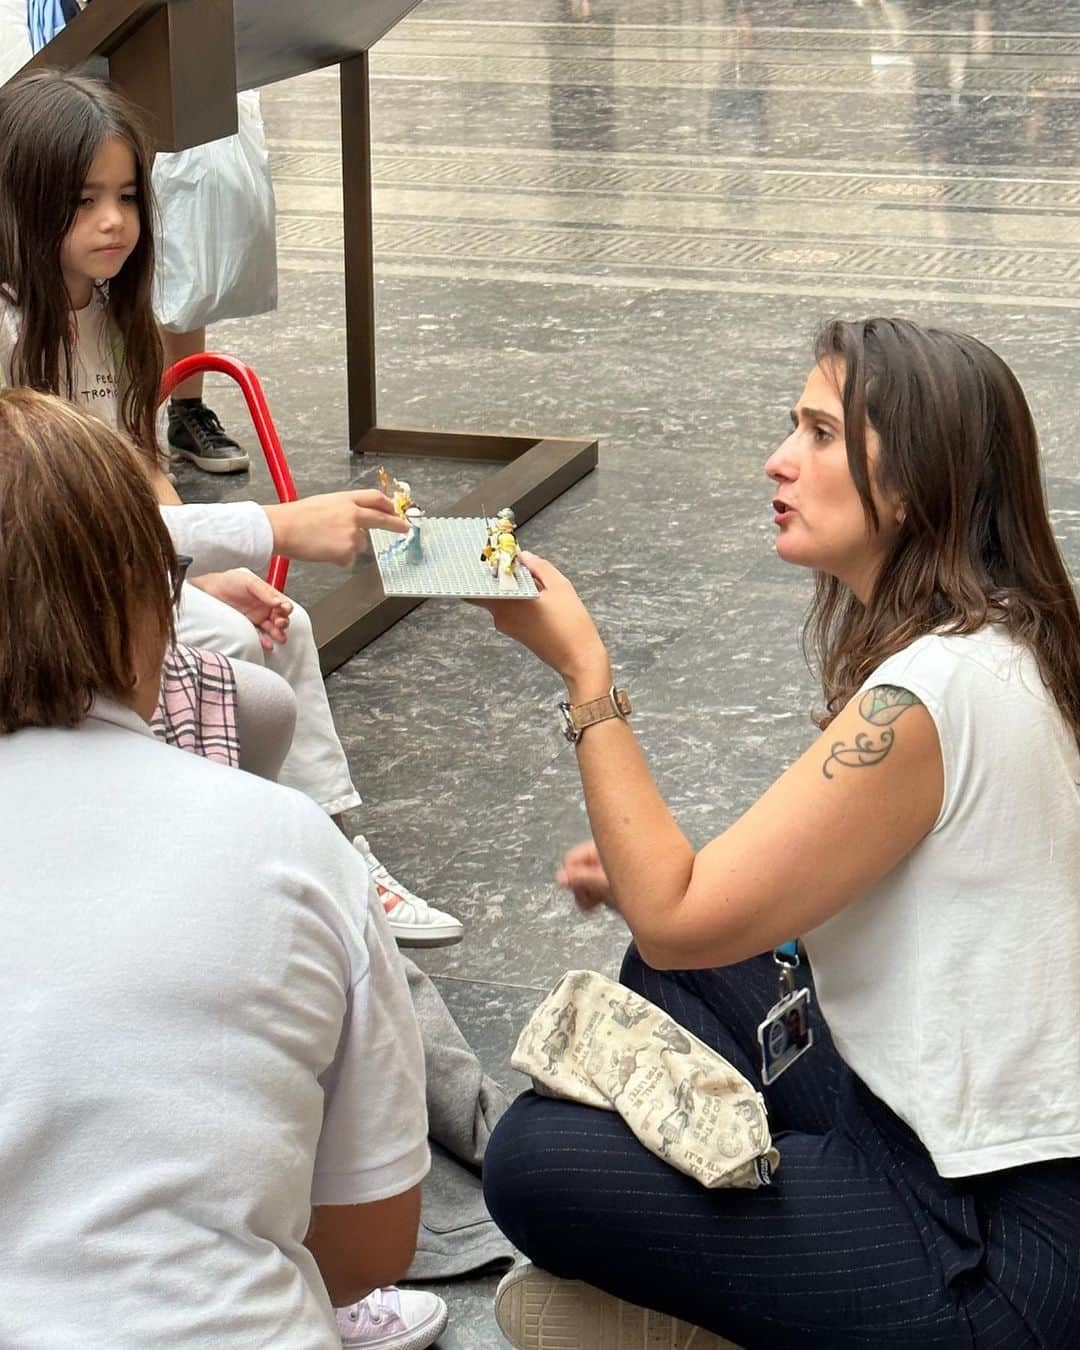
[153,90,278,333]
[0,0,33,85]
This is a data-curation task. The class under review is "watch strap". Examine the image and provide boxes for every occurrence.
[560,685,632,742]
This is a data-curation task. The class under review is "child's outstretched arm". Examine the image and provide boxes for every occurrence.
[159,489,409,580]
[263,490,407,568]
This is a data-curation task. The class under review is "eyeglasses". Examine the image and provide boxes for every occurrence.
[172,554,192,609]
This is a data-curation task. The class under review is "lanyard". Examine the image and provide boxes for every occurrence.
[759,938,813,1084]
[772,939,800,998]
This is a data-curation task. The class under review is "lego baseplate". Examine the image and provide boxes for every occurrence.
[369,516,540,599]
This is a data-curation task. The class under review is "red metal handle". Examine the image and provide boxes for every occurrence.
[160,354,297,591]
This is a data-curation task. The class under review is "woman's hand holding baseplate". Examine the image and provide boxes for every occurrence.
[474,551,614,701]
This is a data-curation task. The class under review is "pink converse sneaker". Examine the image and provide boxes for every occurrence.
[336,1286,448,1349]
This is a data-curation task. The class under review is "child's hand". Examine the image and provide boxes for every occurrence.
[264,490,408,567]
[190,569,292,652]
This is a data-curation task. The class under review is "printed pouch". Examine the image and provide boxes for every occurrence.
[512,969,780,1189]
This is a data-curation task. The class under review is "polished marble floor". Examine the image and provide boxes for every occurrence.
[179,2,1080,1343]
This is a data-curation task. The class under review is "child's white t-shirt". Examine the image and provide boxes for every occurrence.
[70,291,124,418]
[0,700,429,1348]
[803,626,1080,1177]
[0,287,120,424]
[0,290,274,575]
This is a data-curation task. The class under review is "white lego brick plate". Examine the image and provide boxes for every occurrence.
[369,516,540,599]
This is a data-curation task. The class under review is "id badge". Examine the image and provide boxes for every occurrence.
[758,985,813,1085]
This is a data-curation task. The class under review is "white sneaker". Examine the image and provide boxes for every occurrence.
[352,835,464,948]
[336,1286,448,1349]
[494,1263,743,1350]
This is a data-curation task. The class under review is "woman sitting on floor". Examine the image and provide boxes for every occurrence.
[0,388,430,1350]
[479,317,1080,1350]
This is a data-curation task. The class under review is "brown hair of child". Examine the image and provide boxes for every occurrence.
[0,387,178,732]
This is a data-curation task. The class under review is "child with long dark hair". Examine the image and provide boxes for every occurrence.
[0,70,162,454]
[0,69,463,948]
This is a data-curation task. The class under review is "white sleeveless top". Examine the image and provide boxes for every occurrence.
[803,626,1080,1177]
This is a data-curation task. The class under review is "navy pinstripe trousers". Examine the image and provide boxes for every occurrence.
[483,947,1080,1349]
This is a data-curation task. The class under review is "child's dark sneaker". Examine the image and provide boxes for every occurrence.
[167,398,250,474]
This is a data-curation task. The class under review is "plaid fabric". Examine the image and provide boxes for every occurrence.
[152,642,240,769]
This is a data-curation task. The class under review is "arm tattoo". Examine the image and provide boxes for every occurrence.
[822,685,922,779]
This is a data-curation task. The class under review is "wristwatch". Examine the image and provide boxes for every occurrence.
[558,685,632,744]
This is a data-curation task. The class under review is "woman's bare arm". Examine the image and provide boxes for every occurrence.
[572,683,942,969]
[480,553,943,969]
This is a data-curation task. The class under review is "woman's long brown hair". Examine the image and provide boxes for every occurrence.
[806,317,1080,754]
[0,71,162,461]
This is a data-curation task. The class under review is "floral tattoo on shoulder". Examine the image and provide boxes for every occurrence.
[822,685,922,779]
